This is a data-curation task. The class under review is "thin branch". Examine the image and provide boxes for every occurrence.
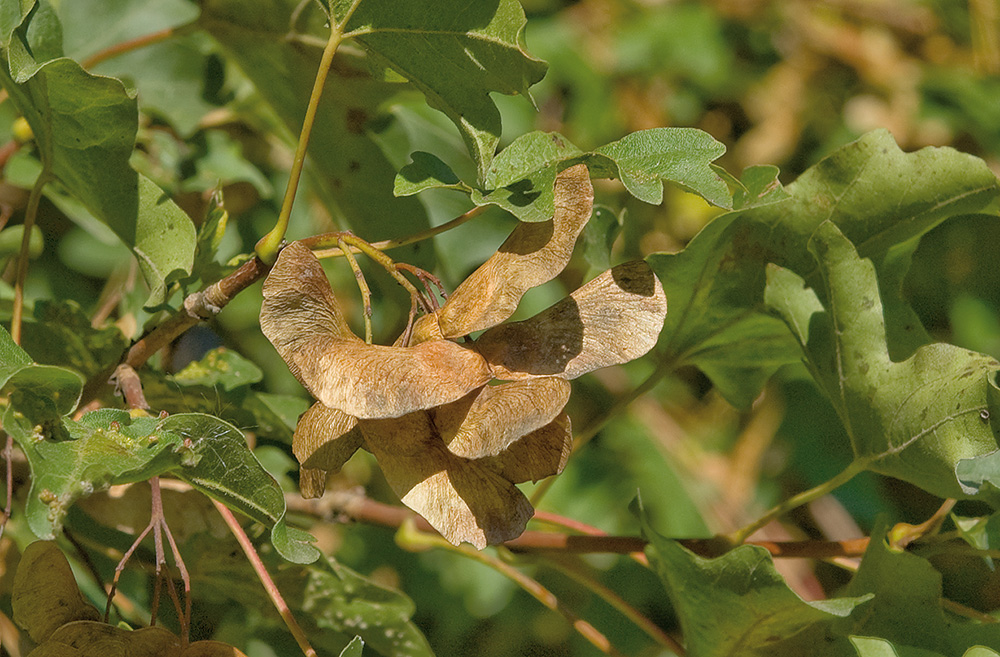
[119,255,269,371]
[312,205,487,259]
[729,459,868,545]
[285,490,872,559]
[81,26,188,70]
[212,499,318,657]
[11,170,49,344]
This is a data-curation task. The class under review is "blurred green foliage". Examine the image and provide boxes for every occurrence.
[0,1,998,656]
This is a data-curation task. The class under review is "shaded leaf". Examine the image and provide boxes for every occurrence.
[767,222,1000,499]
[41,621,182,656]
[394,151,465,196]
[192,539,433,657]
[435,163,593,336]
[20,300,128,380]
[850,636,945,657]
[477,260,666,380]
[580,205,623,278]
[199,0,435,263]
[11,542,100,643]
[0,324,83,420]
[339,637,365,657]
[335,0,546,181]
[172,347,263,392]
[0,13,197,303]
[835,518,1000,653]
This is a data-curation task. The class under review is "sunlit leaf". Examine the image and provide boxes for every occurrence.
[642,509,871,657]
[767,222,1000,500]
[649,130,1000,407]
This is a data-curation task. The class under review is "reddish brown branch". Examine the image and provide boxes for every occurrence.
[285,491,871,559]
[126,257,269,368]
[81,27,181,70]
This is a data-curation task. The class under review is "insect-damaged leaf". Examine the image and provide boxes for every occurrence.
[477,260,667,380]
[261,242,491,419]
[432,163,594,338]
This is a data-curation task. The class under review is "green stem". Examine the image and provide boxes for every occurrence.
[729,459,868,544]
[256,1,363,264]
[312,205,487,259]
[338,237,372,343]
[11,170,49,345]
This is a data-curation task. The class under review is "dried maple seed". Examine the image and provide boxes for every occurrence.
[261,163,667,547]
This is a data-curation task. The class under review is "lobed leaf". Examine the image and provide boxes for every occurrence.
[834,518,1000,653]
[767,222,1000,500]
[423,128,737,222]
[648,130,1000,407]
[334,0,547,182]
[642,509,871,657]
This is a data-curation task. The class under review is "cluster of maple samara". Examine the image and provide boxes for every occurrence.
[261,165,666,549]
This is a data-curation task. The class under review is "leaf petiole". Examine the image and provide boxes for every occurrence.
[729,458,869,545]
[256,0,366,264]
